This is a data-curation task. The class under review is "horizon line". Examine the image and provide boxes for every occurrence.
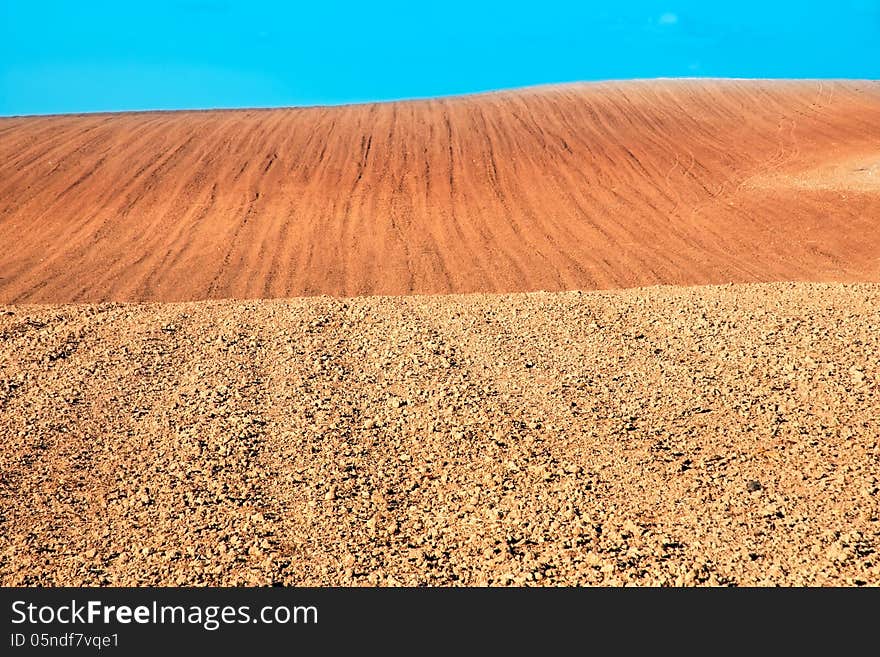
[3,75,878,120]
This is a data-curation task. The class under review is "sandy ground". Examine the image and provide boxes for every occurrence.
[1,283,877,586]
[1,79,879,303]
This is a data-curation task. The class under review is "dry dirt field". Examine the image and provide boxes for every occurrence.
[1,283,878,586]
[1,80,879,586]
[1,79,879,304]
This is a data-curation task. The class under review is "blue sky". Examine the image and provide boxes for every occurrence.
[1,1,879,116]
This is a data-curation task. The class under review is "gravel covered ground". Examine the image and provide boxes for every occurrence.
[1,282,878,586]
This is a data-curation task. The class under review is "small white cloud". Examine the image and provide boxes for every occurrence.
[659,12,679,25]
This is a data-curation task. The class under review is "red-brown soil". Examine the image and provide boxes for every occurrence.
[1,283,877,586]
[1,81,878,587]
[1,79,879,303]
